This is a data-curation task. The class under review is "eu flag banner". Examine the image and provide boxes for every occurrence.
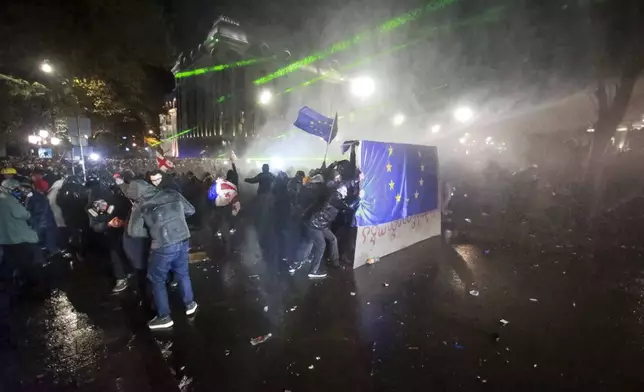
[293,106,338,143]
[355,141,438,226]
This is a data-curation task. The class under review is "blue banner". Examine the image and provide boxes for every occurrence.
[355,141,438,226]
[293,106,338,143]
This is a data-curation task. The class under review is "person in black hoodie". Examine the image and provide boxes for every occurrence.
[86,172,131,293]
[57,174,89,259]
[289,182,348,278]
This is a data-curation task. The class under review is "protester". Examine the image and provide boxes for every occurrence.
[0,179,41,283]
[31,169,50,193]
[290,183,348,278]
[85,172,131,293]
[124,179,197,330]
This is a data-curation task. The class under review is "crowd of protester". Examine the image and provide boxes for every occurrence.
[0,146,362,330]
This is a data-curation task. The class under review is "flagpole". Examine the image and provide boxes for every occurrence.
[322,112,336,166]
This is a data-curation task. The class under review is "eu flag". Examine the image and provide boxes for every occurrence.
[355,141,438,226]
[293,106,338,143]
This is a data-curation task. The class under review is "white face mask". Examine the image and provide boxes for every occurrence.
[150,175,162,186]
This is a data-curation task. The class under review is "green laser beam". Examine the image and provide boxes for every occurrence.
[169,6,504,142]
[253,0,458,86]
[277,6,505,96]
[174,57,272,79]
[150,127,195,146]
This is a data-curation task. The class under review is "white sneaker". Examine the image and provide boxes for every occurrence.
[186,301,198,315]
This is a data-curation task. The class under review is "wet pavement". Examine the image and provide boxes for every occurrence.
[3,221,644,391]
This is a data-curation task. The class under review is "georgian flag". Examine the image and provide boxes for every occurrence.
[156,151,174,172]
[209,178,241,215]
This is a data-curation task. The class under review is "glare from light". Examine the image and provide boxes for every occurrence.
[144,147,149,151]
[459,136,467,144]
[39,130,49,139]
[148,130,154,134]
[132,143,137,147]
[83,135,89,139]
[122,136,127,140]
[28,135,42,144]
[40,61,53,74]
[485,136,492,143]
[246,158,252,163]
[454,106,474,123]
[125,147,130,151]
[616,126,628,132]
[89,153,100,161]
[392,113,405,127]
[258,89,272,105]
[431,124,441,133]
[222,160,229,165]
[350,76,375,99]
[50,137,61,145]
[270,156,284,170]
[586,128,595,133]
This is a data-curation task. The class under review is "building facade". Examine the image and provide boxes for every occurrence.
[172,15,345,158]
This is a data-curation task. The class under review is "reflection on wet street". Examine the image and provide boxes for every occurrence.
[3,223,644,391]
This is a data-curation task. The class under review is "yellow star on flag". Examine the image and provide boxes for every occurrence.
[419,178,424,186]
[420,164,425,172]
[388,146,393,156]
[414,190,420,199]
[389,180,395,190]
[395,193,401,202]
[386,162,392,172]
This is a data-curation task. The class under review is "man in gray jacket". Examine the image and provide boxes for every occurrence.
[124,180,197,330]
[0,179,40,283]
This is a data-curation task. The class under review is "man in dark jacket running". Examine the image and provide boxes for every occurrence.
[125,180,197,330]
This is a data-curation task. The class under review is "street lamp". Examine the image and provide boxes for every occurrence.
[350,76,375,99]
[28,135,42,144]
[89,153,100,161]
[454,106,474,123]
[39,129,49,139]
[392,113,405,127]
[258,89,272,105]
[50,137,61,145]
[40,61,53,74]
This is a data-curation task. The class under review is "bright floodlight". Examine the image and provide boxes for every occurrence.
[148,130,154,134]
[89,153,100,161]
[40,61,53,74]
[50,137,61,145]
[454,106,474,123]
[350,76,375,99]
[270,156,284,170]
[431,124,441,133]
[392,113,405,127]
[28,135,41,144]
[258,89,272,105]
[39,130,49,139]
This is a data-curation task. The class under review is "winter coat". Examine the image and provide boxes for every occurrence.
[26,191,56,232]
[245,171,275,195]
[86,184,130,234]
[57,178,89,229]
[0,192,39,245]
[47,178,66,227]
[307,190,345,231]
[124,180,195,249]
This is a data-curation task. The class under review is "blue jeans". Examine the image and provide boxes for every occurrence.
[147,241,194,318]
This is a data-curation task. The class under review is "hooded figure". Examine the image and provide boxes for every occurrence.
[124,180,197,330]
[16,182,58,254]
[244,164,274,195]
